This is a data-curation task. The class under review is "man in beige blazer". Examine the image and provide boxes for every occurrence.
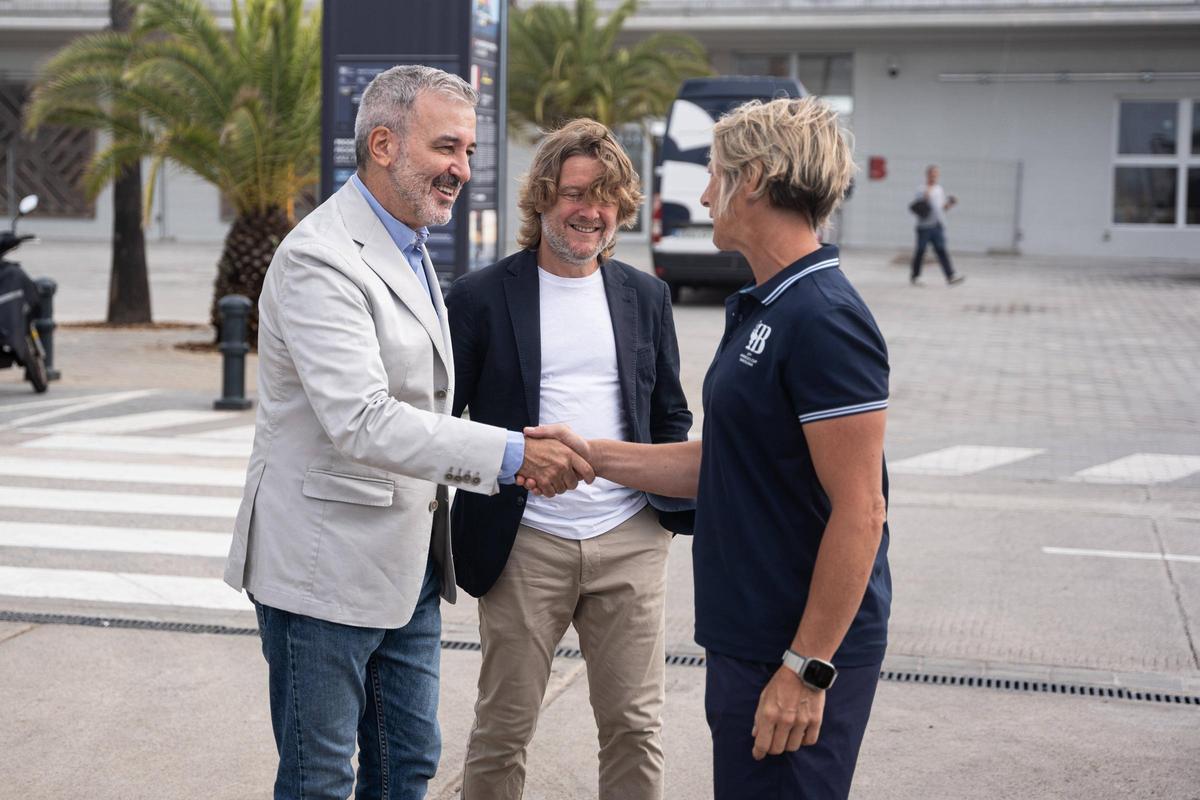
[224,65,590,800]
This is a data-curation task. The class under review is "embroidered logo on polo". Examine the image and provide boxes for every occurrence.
[739,322,772,366]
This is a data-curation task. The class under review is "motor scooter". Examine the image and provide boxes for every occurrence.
[0,194,49,393]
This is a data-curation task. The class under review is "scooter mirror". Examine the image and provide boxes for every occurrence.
[17,195,38,216]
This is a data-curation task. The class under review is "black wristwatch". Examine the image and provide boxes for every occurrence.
[781,649,838,691]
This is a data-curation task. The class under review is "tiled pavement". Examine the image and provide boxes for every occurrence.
[1,240,1197,798]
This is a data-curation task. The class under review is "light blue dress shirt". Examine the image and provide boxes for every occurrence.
[350,173,524,482]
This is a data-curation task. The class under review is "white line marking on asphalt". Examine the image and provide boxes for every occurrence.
[31,409,222,435]
[191,424,257,441]
[1071,454,1200,484]
[0,456,246,487]
[0,566,251,610]
[0,521,231,557]
[0,393,127,414]
[1042,546,1200,564]
[890,446,1045,476]
[0,390,160,432]
[0,486,238,518]
[21,433,250,459]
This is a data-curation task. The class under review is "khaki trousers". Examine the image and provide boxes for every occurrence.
[461,506,671,800]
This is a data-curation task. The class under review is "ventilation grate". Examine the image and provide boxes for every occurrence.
[962,303,1052,314]
[879,670,1199,706]
[0,610,258,637]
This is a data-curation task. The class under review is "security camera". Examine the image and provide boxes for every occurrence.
[886,58,899,78]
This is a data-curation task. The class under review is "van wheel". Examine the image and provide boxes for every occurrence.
[668,283,682,304]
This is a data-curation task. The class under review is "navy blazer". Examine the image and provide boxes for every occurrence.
[446,249,695,598]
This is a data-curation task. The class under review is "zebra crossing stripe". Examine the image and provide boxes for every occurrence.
[0,456,246,488]
[1072,454,1200,484]
[0,522,231,557]
[30,409,228,435]
[890,446,1045,476]
[0,390,160,432]
[0,565,250,610]
[0,486,239,518]
[1042,547,1200,564]
[22,433,250,459]
[191,425,257,442]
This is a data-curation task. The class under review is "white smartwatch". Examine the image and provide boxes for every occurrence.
[781,649,838,691]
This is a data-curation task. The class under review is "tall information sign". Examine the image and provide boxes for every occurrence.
[321,1,506,285]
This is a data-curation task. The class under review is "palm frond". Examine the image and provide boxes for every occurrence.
[509,0,711,131]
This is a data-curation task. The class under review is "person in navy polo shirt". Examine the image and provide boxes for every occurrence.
[519,96,890,800]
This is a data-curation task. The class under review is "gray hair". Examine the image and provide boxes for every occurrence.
[354,65,478,167]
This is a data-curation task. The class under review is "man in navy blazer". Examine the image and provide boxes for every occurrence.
[446,119,693,800]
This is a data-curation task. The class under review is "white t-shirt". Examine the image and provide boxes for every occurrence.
[521,267,647,540]
[915,183,947,228]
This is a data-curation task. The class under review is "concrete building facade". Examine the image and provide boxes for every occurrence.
[588,0,1200,260]
[3,0,1199,262]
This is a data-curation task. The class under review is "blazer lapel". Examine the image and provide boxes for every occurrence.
[337,183,448,367]
[421,245,453,369]
[503,253,541,425]
[602,262,640,427]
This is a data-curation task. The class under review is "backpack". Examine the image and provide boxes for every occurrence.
[909,198,932,217]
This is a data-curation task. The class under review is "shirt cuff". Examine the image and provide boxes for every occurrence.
[498,431,525,484]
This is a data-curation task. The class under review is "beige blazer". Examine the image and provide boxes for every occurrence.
[224,180,507,628]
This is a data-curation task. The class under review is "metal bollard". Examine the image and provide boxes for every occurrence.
[33,277,61,381]
[214,294,254,410]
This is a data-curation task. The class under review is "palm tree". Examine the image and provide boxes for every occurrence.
[508,0,710,133]
[24,0,151,324]
[25,0,321,343]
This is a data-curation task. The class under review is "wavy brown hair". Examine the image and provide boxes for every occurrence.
[709,97,855,230]
[517,118,643,259]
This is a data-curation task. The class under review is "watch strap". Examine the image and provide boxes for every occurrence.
[781,649,838,691]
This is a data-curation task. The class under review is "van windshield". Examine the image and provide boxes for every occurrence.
[662,97,756,163]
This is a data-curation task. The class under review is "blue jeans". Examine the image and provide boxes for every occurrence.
[911,223,956,281]
[705,651,882,800]
[252,559,442,800]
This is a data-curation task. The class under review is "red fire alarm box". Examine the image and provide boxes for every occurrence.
[868,156,887,180]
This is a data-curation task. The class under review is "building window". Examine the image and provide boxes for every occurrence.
[1114,167,1176,224]
[1189,169,1200,225]
[1113,99,1200,227]
[732,53,791,79]
[0,81,96,218]
[731,52,854,122]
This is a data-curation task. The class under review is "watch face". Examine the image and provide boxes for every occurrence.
[802,658,838,690]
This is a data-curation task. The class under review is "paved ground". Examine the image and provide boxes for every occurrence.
[0,238,1198,799]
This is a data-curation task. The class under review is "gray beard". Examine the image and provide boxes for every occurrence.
[389,165,455,228]
[542,220,612,266]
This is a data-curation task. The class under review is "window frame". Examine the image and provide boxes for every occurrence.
[1112,97,1200,229]
[729,51,855,125]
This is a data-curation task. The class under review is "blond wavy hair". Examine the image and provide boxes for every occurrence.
[709,97,855,230]
[517,118,643,259]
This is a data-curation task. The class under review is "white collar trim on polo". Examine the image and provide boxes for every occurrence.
[761,257,840,305]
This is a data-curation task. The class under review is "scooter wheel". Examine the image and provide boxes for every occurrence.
[23,334,49,393]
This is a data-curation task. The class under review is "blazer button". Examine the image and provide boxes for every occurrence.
[434,389,448,399]
[428,499,439,512]
[444,472,454,482]
[471,475,481,485]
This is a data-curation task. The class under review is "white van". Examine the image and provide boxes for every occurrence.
[651,77,806,301]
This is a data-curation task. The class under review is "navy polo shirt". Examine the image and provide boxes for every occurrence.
[694,244,892,667]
